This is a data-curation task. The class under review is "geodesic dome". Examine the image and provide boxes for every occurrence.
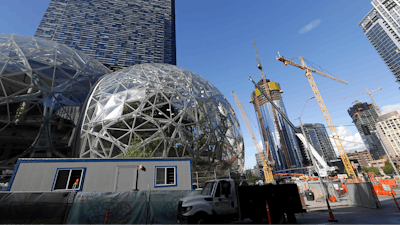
[0,34,110,168]
[79,63,244,172]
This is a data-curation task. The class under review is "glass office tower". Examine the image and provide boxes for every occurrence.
[250,79,302,171]
[295,123,337,166]
[359,1,400,86]
[34,0,176,67]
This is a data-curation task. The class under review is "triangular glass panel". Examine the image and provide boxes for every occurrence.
[13,38,35,48]
[110,120,130,130]
[0,37,10,45]
[36,40,57,49]
[54,67,73,80]
[20,40,38,49]
[27,58,51,70]
[19,47,37,55]
[1,60,29,75]
[0,42,23,57]
[35,66,56,80]
[122,103,135,115]
[58,67,77,77]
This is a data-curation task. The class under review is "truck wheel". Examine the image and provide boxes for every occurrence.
[192,213,209,224]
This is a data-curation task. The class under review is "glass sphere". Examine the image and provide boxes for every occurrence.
[0,33,110,168]
[79,63,244,172]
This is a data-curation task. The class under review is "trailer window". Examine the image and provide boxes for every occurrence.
[155,166,176,187]
[53,168,85,191]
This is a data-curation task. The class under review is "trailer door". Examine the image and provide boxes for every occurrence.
[114,166,137,191]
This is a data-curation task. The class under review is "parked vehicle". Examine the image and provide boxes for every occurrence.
[177,179,305,224]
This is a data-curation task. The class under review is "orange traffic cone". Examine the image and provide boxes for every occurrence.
[326,198,338,222]
[266,200,272,224]
[104,209,110,224]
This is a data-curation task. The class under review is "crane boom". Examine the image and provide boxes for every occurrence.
[277,55,348,85]
[253,40,266,79]
[276,55,357,179]
[333,88,382,102]
[230,91,274,182]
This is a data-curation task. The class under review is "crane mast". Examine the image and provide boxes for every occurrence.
[276,55,357,179]
[230,91,274,182]
[253,40,266,79]
[366,87,382,116]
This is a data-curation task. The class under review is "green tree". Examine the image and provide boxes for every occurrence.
[247,170,261,184]
[383,161,395,175]
[361,167,369,173]
[122,135,152,158]
[367,167,381,176]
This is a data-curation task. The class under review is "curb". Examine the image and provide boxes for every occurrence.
[306,204,350,210]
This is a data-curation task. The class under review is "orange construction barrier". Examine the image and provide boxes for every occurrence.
[373,184,397,196]
[329,196,337,202]
[342,184,348,193]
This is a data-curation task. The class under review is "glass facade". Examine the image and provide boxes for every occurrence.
[348,102,385,160]
[360,2,400,85]
[34,0,176,67]
[296,123,336,166]
[251,79,302,171]
[79,63,244,173]
[0,34,110,169]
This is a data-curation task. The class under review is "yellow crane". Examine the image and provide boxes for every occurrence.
[230,91,274,182]
[276,54,357,179]
[333,88,382,116]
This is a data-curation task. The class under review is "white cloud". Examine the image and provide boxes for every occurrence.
[329,125,367,157]
[381,103,400,115]
[299,19,321,34]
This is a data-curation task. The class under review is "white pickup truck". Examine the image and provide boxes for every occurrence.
[177,179,305,224]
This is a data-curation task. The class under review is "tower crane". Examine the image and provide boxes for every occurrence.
[230,91,274,182]
[333,87,382,116]
[275,54,357,179]
[253,40,266,80]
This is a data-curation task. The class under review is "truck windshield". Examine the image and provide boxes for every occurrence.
[201,182,215,196]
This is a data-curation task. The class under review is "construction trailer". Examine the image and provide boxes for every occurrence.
[6,158,192,192]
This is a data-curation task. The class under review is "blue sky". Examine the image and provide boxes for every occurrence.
[1,0,399,170]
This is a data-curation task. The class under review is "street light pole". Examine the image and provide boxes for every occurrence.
[298,97,329,203]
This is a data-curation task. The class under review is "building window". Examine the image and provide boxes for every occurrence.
[155,166,176,187]
[52,168,85,191]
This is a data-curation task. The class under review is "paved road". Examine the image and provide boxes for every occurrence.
[232,187,400,224]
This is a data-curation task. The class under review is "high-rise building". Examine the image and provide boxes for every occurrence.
[359,1,400,86]
[296,123,336,166]
[250,79,302,171]
[376,110,400,157]
[34,0,176,67]
[348,102,385,160]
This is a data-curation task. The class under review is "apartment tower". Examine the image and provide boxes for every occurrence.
[359,0,400,87]
[376,110,400,157]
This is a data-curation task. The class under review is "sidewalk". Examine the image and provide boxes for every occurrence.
[304,185,400,210]
[297,197,400,224]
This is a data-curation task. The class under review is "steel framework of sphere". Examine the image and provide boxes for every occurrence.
[0,34,110,168]
[79,63,244,172]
